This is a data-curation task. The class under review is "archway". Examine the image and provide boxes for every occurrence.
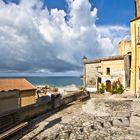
[106,80,111,92]
[97,77,101,90]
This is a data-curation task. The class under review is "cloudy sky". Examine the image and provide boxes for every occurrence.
[0,0,134,76]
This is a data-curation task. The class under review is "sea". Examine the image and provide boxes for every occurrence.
[1,76,83,87]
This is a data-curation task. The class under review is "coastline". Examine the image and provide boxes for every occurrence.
[24,76,82,87]
[36,84,81,98]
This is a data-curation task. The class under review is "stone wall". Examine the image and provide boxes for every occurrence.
[0,91,82,134]
[0,90,19,114]
[85,62,101,88]
[118,40,131,55]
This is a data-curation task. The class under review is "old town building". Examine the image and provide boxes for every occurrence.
[83,0,140,93]
[0,78,36,113]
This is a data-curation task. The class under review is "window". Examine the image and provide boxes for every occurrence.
[106,68,110,75]
[139,68,140,79]
[137,27,140,44]
[138,27,140,37]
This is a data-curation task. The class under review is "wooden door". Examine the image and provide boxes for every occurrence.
[106,80,111,92]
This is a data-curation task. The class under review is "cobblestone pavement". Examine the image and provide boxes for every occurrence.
[21,101,85,140]
[21,98,140,140]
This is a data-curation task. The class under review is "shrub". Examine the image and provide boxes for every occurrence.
[111,80,124,94]
[98,83,106,94]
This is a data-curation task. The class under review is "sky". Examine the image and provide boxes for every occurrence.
[0,0,135,76]
[45,0,135,26]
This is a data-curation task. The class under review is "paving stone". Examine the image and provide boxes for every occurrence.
[130,116,140,128]
[113,117,129,127]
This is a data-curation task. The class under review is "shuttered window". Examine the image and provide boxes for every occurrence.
[139,68,140,79]
[138,27,140,37]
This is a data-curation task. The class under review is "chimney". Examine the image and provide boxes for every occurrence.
[136,0,140,17]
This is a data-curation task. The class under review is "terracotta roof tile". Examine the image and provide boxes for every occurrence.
[0,78,36,91]
[101,55,124,62]
[85,55,124,64]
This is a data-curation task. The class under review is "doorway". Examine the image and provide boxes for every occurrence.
[106,80,111,92]
[97,77,101,90]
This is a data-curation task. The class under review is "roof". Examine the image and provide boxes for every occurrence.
[101,55,124,62]
[85,55,124,64]
[0,78,36,92]
[130,17,140,22]
[118,40,131,44]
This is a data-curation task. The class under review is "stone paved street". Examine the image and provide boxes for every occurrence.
[21,98,140,140]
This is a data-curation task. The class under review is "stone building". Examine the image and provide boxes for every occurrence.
[0,90,19,113]
[83,39,131,92]
[118,40,131,55]
[83,0,140,93]
[83,41,132,93]
[130,0,140,93]
[0,78,36,113]
[83,55,125,92]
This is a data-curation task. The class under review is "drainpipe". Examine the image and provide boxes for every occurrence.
[135,23,137,94]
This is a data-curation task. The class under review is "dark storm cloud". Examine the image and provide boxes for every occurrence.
[0,0,129,74]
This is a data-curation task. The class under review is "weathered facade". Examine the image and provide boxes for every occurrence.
[83,0,140,93]
[130,0,140,93]
[84,60,101,92]
[0,90,19,113]
[0,79,36,113]
[118,40,131,55]
[101,57,125,92]
[83,55,125,92]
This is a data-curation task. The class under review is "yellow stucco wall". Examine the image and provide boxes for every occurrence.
[101,60,124,76]
[20,90,36,107]
[101,59,125,87]
[130,18,140,93]
[118,40,131,55]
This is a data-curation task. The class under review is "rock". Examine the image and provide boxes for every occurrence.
[113,111,131,117]
[130,116,140,128]
[125,135,140,140]
[113,117,129,127]
[103,121,112,128]
[83,122,90,127]
[128,128,140,136]
[131,101,140,116]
